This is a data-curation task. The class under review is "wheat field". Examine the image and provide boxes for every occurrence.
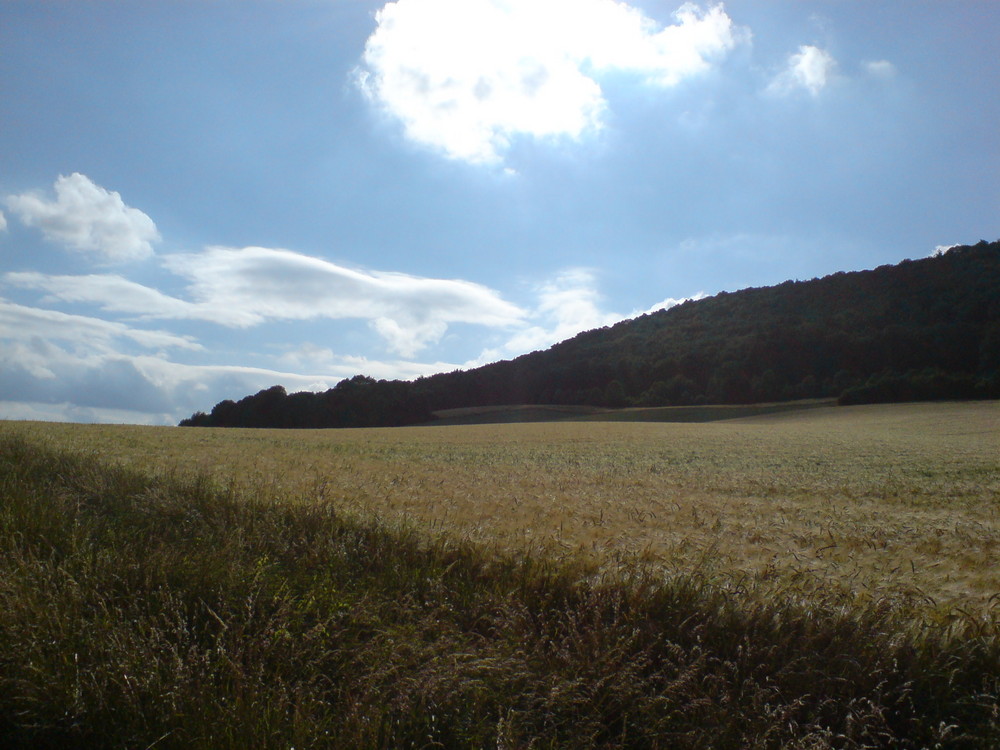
[12,400,999,617]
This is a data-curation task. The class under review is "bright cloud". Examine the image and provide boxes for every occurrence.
[164,246,527,356]
[11,246,527,358]
[0,211,7,232]
[641,292,708,315]
[768,45,837,97]
[357,0,741,164]
[932,244,959,257]
[469,269,709,365]
[5,173,160,262]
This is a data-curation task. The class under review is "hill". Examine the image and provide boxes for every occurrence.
[182,240,1000,428]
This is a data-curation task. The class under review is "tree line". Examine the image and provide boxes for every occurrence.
[180,376,432,428]
[181,240,1000,428]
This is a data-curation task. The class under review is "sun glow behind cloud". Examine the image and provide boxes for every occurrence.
[357,0,742,164]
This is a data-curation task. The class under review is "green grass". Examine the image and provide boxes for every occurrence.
[1,428,998,748]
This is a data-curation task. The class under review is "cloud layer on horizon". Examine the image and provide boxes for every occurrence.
[2,171,674,423]
[1,261,652,424]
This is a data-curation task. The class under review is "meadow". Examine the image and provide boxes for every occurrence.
[2,401,998,747]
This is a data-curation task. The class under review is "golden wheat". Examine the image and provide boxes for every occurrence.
[12,400,999,615]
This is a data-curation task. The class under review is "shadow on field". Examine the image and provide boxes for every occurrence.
[1,427,998,749]
[429,399,837,426]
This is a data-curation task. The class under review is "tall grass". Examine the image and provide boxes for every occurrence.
[1,429,998,748]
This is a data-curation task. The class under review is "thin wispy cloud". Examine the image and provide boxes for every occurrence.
[5,271,202,322]
[496,269,624,356]
[277,345,459,382]
[864,59,896,80]
[357,0,742,164]
[0,298,201,357]
[0,299,199,421]
[5,173,160,262]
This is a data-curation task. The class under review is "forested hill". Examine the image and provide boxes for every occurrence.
[181,240,1000,428]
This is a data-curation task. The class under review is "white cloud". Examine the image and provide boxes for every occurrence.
[467,269,709,365]
[357,0,741,164]
[931,244,959,257]
[768,45,837,97]
[0,210,6,232]
[5,271,208,322]
[864,59,896,80]
[0,301,375,424]
[0,348,339,426]
[277,344,460,381]
[0,263,711,424]
[0,297,202,357]
[0,298,209,423]
[499,268,623,355]
[5,173,160,262]
[164,246,526,356]
[0,400,174,426]
[640,292,708,315]
[9,246,527,358]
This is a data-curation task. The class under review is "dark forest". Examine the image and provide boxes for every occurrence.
[182,240,1000,428]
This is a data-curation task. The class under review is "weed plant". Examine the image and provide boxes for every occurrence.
[1,429,998,748]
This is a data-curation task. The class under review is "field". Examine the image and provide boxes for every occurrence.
[3,401,999,747]
[15,400,1000,616]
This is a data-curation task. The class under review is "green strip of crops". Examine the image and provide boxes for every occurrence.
[1,429,997,749]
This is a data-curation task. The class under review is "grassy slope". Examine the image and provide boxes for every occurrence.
[2,427,999,748]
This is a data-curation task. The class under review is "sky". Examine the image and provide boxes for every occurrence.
[1,0,997,425]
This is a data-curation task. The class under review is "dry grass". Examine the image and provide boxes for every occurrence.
[2,414,999,747]
[12,400,1000,617]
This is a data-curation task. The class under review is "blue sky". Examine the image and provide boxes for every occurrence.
[1,0,997,424]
